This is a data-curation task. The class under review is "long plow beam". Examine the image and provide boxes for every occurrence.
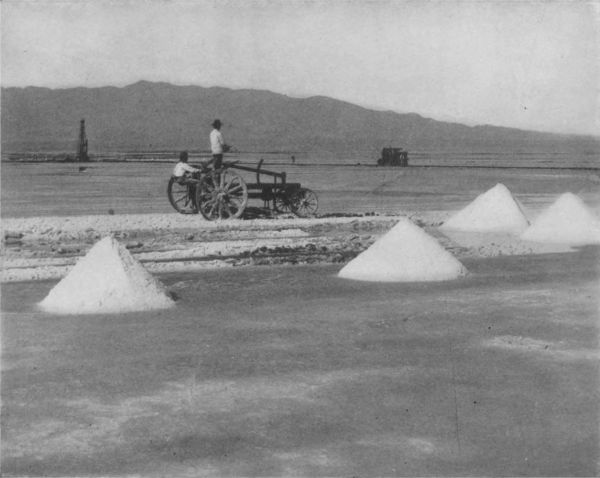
[227,160,287,184]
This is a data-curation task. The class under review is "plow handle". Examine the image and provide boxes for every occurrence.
[256,158,264,184]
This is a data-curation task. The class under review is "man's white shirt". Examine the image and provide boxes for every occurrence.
[173,162,198,177]
[210,129,224,154]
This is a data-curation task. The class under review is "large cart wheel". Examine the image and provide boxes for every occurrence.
[291,188,318,217]
[196,170,248,220]
[167,176,198,214]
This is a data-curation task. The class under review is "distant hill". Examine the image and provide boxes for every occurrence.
[2,81,599,155]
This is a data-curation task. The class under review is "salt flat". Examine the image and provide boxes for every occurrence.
[2,162,599,476]
[2,251,598,476]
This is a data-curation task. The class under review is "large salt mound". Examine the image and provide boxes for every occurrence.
[521,193,600,245]
[338,219,467,282]
[440,183,529,233]
[39,236,174,314]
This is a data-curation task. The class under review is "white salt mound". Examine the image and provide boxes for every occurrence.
[39,236,174,314]
[338,219,467,282]
[440,183,529,233]
[521,193,600,245]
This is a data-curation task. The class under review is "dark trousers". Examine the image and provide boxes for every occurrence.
[212,154,223,170]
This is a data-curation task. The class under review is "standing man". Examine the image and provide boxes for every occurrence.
[210,119,229,170]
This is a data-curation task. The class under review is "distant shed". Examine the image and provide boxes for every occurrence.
[377,147,408,167]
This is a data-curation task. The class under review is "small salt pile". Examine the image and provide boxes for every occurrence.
[39,236,174,314]
[338,219,467,282]
[521,193,600,245]
[440,183,529,233]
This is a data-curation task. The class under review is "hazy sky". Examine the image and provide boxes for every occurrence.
[2,0,599,135]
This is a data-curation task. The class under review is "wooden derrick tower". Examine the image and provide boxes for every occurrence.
[77,119,89,162]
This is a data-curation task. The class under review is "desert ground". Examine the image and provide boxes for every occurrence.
[1,161,599,476]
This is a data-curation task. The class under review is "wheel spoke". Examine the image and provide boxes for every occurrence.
[229,193,244,203]
[204,197,218,208]
[229,191,245,201]
[228,197,244,208]
[207,202,217,217]
[174,195,188,204]
[226,182,242,193]
[201,196,216,211]
[223,176,234,190]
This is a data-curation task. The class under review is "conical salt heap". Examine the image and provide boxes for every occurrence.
[521,193,600,245]
[338,219,467,282]
[39,236,174,314]
[440,183,529,233]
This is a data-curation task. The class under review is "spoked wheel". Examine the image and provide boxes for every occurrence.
[196,170,248,220]
[274,192,294,214]
[291,188,319,217]
[167,176,198,214]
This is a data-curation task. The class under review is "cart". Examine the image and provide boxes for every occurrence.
[167,159,318,220]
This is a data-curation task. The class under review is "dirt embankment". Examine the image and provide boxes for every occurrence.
[1,211,574,282]
[1,213,410,282]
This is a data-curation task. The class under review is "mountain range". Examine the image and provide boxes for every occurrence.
[2,81,598,155]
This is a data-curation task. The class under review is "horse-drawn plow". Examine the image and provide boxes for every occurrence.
[167,159,318,220]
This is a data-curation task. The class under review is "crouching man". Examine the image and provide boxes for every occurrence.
[173,151,200,179]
